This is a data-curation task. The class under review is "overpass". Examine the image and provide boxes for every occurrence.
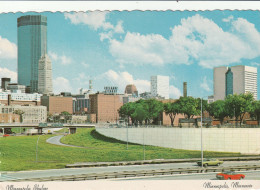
[0,123,95,134]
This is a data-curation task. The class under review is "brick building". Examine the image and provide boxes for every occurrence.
[89,93,123,123]
[0,113,20,123]
[41,95,73,115]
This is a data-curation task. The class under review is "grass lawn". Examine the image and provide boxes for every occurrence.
[1,128,243,171]
[11,127,30,134]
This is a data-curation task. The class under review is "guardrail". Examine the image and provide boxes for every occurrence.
[66,157,260,168]
[12,165,260,182]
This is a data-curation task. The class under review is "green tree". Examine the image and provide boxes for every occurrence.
[118,102,136,124]
[142,99,164,124]
[249,100,260,125]
[47,112,53,123]
[178,97,201,119]
[13,109,25,123]
[225,93,254,127]
[60,111,72,123]
[164,100,180,126]
[208,100,227,125]
[131,103,147,125]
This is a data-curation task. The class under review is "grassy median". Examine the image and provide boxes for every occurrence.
[0,128,243,171]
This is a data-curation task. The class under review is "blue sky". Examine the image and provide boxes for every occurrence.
[0,11,260,99]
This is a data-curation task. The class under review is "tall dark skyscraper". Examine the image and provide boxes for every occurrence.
[17,15,47,93]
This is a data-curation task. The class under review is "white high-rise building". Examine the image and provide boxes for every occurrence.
[151,75,169,99]
[214,65,257,100]
[38,54,53,94]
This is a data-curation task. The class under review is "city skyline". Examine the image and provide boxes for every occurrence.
[17,15,48,93]
[0,11,260,99]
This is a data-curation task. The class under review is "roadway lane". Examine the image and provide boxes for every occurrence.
[114,171,260,180]
[1,161,260,181]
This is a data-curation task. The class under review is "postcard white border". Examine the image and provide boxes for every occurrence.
[1,1,260,12]
[0,1,260,190]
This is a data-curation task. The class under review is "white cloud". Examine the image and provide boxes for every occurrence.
[0,67,17,82]
[251,62,260,67]
[53,77,72,94]
[107,14,260,69]
[0,36,17,59]
[169,85,182,99]
[200,76,211,92]
[49,51,72,65]
[102,70,150,93]
[48,51,58,61]
[65,12,124,42]
[222,15,234,23]
[64,12,113,31]
[81,62,90,68]
[114,20,124,34]
[100,31,113,42]
[109,32,177,66]
[60,55,72,65]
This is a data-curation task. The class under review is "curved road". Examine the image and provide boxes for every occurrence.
[46,135,84,148]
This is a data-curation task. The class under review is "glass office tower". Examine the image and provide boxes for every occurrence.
[18,15,47,93]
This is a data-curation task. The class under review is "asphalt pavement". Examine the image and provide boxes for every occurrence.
[114,171,260,180]
[1,161,260,181]
[46,135,84,148]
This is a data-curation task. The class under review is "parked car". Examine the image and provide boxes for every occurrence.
[197,158,224,167]
[3,134,10,137]
[216,171,245,180]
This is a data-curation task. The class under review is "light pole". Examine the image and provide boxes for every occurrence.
[201,97,203,168]
[126,119,128,150]
[143,125,145,160]
[36,134,44,162]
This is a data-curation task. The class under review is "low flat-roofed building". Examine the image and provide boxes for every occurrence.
[89,93,123,123]
[0,104,46,123]
[0,89,41,106]
[41,95,73,115]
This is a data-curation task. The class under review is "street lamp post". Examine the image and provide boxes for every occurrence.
[201,97,203,168]
[143,126,145,160]
[36,134,44,162]
[126,120,128,150]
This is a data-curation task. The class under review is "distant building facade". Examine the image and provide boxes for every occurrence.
[207,95,214,104]
[17,15,48,93]
[125,84,138,97]
[89,93,123,123]
[151,75,169,99]
[104,86,118,95]
[0,113,20,123]
[73,94,90,114]
[1,78,10,91]
[140,92,153,99]
[41,95,73,114]
[123,96,141,104]
[0,89,41,106]
[0,104,47,123]
[214,65,257,100]
[38,54,53,94]
[7,84,26,93]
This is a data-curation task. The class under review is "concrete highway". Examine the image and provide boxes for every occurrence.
[113,171,260,180]
[1,161,260,181]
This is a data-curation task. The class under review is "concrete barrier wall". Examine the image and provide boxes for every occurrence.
[96,127,260,154]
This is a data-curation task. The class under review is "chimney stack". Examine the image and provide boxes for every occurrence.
[8,94,11,105]
[183,82,187,97]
